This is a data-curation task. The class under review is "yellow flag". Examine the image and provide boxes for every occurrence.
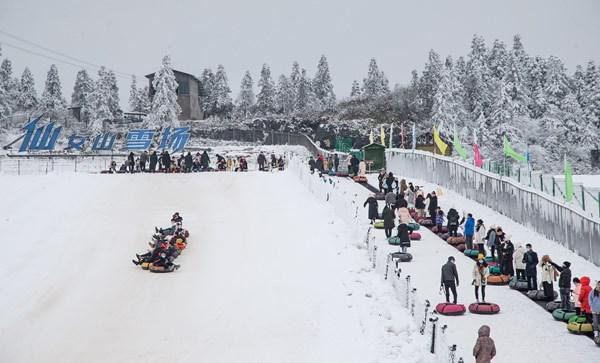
[433,126,448,155]
[369,129,374,144]
[380,125,385,145]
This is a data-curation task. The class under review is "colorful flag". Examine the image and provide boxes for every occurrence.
[453,128,467,161]
[433,126,448,155]
[380,125,385,145]
[473,129,483,167]
[389,124,393,148]
[503,135,527,163]
[369,129,374,144]
[411,124,416,150]
[564,155,573,202]
[400,123,405,148]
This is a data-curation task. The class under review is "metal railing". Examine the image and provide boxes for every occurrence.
[386,149,600,267]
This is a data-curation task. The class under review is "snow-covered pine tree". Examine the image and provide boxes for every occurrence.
[16,67,38,112]
[543,56,570,107]
[350,80,361,98]
[255,63,275,115]
[70,69,94,123]
[199,68,215,117]
[572,65,586,107]
[289,61,301,107]
[275,74,294,114]
[235,70,255,118]
[561,92,597,172]
[583,61,600,128]
[417,50,443,125]
[146,56,181,128]
[89,67,113,133]
[312,55,336,110]
[106,70,120,118]
[526,56,548,119]
[465,35,493,122]
[487,39,508,81]
[40,64,67,118]
[129,75,139,111]
[431,56,468,138]
[295,68,315,114]
[212,64,233,118]
[0,58,19,117]
[362,58,390,98]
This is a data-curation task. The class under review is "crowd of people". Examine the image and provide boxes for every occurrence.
[366,169,600,341]
[106,151,286,174]
[308,153,365,176]
[132,212,189,272]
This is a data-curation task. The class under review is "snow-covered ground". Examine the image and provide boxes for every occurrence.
[0,170,433,363]
[339,173,600,363]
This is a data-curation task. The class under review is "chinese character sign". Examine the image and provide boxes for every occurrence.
[16,117,191,153]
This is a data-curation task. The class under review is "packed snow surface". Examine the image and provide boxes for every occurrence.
[0,171,431,363]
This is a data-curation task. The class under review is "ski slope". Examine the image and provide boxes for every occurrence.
[340,173,600,363]
[0,171,431,363]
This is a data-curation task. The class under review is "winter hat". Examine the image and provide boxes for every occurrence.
[563,261,571,268]
[448,256,455,262]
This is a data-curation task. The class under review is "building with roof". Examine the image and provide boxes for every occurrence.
[146,70,203,120]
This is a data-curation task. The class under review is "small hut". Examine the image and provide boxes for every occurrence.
[362,143,386,172]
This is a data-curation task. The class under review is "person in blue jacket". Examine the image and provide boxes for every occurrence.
[589,280,600,338]
[463,213,475,250]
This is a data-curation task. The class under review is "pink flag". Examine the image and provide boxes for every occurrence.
[473,143,483,167]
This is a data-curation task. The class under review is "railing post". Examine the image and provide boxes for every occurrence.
[552,177,556,197]
[581,186,586,211]
[18,159,20,175]
[518,167,521,183]
[540,174,544,192]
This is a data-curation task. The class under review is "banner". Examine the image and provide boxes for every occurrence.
[564,155,573,202]
[380,125,385,145]
[433,126,448,155]
[411,124,416,151]
[502,135,527,163]
[389,124,393,148]
[453,128,467,161]
[369,129,374,144]
[473,143,483,167]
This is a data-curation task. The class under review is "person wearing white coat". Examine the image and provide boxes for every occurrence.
[513,244,526,280]
[472,260,490,303]
[474,220,487,255]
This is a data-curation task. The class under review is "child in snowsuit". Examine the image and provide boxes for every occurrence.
[579,276,592,322]
[473,325,496,363]
[435,209,445,231]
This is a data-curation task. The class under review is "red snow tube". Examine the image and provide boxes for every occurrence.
[409,211,418,219]
[431,226,449,234]
[352,176,367,183]
[435,303,466,316]
[469,302,500,315]
[335,171,349,177]
[409,232,421,240]
[408,208,416,214]
[454,243,466,252]
[447,236,465,246]
[419,219,433,227]
[487,275,510,285]
[486,261,498,267]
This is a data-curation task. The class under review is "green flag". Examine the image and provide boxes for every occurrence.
[503,135,527,163]
[453,129,467,161]
[564,155,573,202]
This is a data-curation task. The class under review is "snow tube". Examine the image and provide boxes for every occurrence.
[440,233,450,241]
[183,229,190,238]
[408,208,416,214]
[328,170,336,176]
[552,309,577,322]
[140,261,151,270]
[435,303,466,316]
[419,219,433,227]
[486,261,498,267]
[488,265,501,275]
[468,302,500,315]
[545,301,562,312]
[485,256,498,263]
[595,336,600,346]
[374,220,384,229]
[431,226,449,234]
[526,290,558,301]
[447,236,465,246]
[567,316,593,334]
[148,264,177,273]
[375,192,385,200]
[335,171,349,177]
[389,251,413,262]
[353,176,368,183]
[508,278,529,291]
[409,232,421,241]
[454,243,466,252]
[487,274,510,285]
[407,222,420,231]
[464,249,480,258]
[387,236,401,245]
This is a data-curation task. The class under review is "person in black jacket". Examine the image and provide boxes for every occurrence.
[382,204,395,238]
[127,152,135,173]
[385,172,398,194]
[149,151,158,173]
[184,152,193,173]
[394,193,408,210]
[415,193,426,217]
[499,238,515,277]
[315,155,324,173]
[363,195,379,224]
[523,243,539,290]
[426,191,438,222]
[200,151,210,171]
[257,152,267,171]
[549,260,572,309]
[350,155,359,176]
[378,170,386,192]
[441,256,459,304]
[396,223,413,253]
[447,208,460,236]
[162,151,171,172]
[333,153,339,172]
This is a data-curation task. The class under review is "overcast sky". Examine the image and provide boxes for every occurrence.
[1,0,599,111]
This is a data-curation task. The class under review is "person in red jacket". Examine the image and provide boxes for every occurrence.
[579,276,593,322]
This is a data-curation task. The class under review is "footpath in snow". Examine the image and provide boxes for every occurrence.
[0,171,432,363]
[331,172,600,363]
